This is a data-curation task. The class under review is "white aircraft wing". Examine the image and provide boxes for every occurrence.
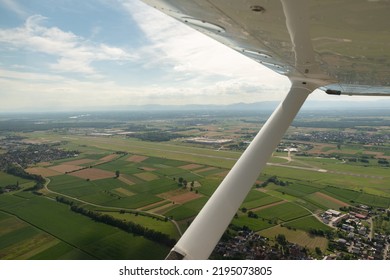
[139,0,390,260]
[141,0,390,95]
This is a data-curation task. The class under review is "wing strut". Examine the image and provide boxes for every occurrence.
[166,81,315,260]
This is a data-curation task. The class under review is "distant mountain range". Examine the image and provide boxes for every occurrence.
[4,99,390,114]
[116,99,390,111]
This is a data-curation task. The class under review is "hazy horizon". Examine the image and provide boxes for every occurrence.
[1,1,388,112]
[1,98,390,115]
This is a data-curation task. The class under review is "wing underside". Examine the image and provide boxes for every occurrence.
[141,0,390,95]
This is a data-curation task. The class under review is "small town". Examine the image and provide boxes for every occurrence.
[322,207,390,260]
[0,136,78,169]
[213,206,390,260]
[212,230,312,260]
[286,131,390,146]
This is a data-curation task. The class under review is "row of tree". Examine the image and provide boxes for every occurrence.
[6,164,45,184]
[131,131,185,142]
[2,164,45,194]
[56,196,176,247]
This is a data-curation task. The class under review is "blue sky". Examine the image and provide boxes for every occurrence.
[0,0,344,112]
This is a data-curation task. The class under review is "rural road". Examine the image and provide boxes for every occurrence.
[43,178,183,236]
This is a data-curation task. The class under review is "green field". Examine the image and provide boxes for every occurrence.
[254,202,311,222]
[284,216,333,232]
[164,197,209,220]
[198,178,221,196]
[104,211,180,239]
[241,195,282,210]
[0,171,32,187]
[320,186,361,202]
[0,195,169,259]
[260,225,329,252]
[63,136,239,169]
[231,215,274,231]
[1,120,389,259]
[243,189,271,202]
[263,163,390,197]
[355,193,390,208]
[303,192,346,210]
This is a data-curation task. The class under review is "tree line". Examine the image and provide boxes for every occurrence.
[56,196,176,247]
[5,164,45,184]
[0,181,20,194]
[4,164,45,194]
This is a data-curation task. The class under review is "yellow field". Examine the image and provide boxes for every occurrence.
[114,187,135,197]
[134,172,159,181]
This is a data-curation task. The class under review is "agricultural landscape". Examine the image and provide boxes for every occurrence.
[1,106,390,260]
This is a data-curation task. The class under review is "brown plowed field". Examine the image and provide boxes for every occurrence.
[37,162,51,167]
[63,159,95,165]
[25,167,61,177]
[126,155,148,162]
[98,154,119,162]
[179,164,203,170]
[48,164,82,173]
[158,189,202,204]
[168,192,202,204]
[69,168,115,181]
[215,170,229,178]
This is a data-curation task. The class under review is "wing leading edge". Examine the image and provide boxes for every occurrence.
[141,0,390,96]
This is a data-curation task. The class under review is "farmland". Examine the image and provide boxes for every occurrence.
[0,195,169,259]
[1,109,390,259]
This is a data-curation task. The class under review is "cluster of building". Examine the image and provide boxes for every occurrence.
[286,131,389,146]
[0,138,78,169]
[212,230,310,260]
[214,207,389,260]
[321,207,390,259]
[276,142,300,153]
[184,137,233,145]
[321,208,369,227]
[276,142,313,153]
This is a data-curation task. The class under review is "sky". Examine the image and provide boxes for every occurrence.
[0,0,368,112]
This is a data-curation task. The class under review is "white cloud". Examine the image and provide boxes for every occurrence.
[3,1,351,112]
[0,64,285,112]
[0,15,137,75]
[0,68,66,81]
[118,1,291,100]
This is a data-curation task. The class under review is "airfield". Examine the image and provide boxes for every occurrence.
[1,110,390,259]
